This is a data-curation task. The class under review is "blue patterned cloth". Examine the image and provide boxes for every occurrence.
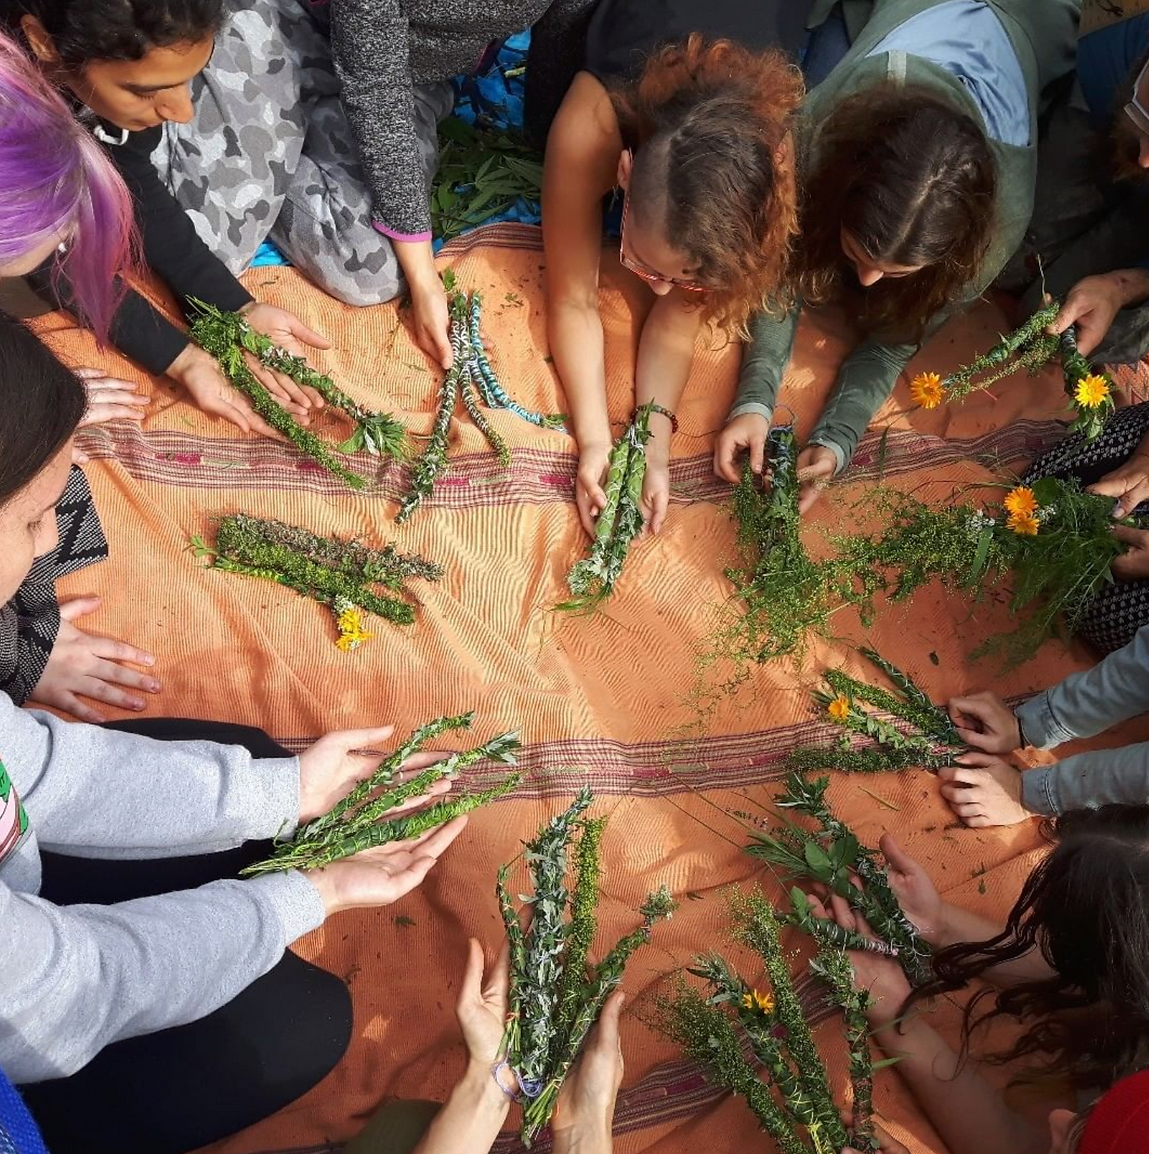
[0,1068,48,1154]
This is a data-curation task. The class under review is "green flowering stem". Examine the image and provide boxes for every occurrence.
[941,301,1061,401]
[554,818,606,1042]
[784,744,956,775]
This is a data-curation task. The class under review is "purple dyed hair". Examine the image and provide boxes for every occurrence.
[0,31,134,339]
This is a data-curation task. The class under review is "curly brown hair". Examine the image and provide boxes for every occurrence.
[609,34,804,334]
[796,82,997,343]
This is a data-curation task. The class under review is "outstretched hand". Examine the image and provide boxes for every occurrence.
[552,988,625,1148]
[456,937,511,1068]
[240,301,328,413]
[879,834,944,942]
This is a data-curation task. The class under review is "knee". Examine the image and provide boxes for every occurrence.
[319,276,405,308]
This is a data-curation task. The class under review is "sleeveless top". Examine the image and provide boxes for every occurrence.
[584,0,815,83]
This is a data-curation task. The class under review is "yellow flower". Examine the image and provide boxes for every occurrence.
[1074,373,1111,410]
[741,988,775,1014]
[1003,486,1039,517]
[335,606,374,652]
[1007,511,1040,537]
[827,695,851,722]
[909,371,946,410]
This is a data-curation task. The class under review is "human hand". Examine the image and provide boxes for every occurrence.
[456,936,511,1068]
[166,343,284,439]
[879,834,946,943]
[239,302,328,414]
[713,412,769,485]
[947,691,1021,753]
[806,891,912,1024]
[297,724,449,825]
[408,275,453,370]
[73,368,149,462]
[575,441,612,537]
[552,989,624,1152]
[1112,524,1149,580]
[1089,452,1149,520]
[28,596,159,722]
[304,816,467,916]
[1047,274,1127,358]
[796,445,837,514]
[939,753,1035,828]
[641,452,670,535]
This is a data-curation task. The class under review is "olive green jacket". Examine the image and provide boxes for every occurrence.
[732,0,1081,472]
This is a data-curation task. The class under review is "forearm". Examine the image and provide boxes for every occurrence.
[411,1064,510,1154]
[1021,742,1149,816]
[1016,625,1149,746]
[549,298,611,449]
[635,295,701,464]
[928,904,1053,987]
[394,237,440,294]
[809,337,916,471]
[728,306,799,422]
[868,1014,1043,1154]
[1103,267,1149,309]
[553,1123,613,1154]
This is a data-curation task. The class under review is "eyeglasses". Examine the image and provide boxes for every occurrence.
[618,186,708,293]
[1125,57,1149,137]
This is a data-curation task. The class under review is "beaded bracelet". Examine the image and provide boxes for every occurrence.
[640,402,679,434]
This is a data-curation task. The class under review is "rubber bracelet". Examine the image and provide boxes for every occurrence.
[641,402,679,434]
[490,1060,524,1103]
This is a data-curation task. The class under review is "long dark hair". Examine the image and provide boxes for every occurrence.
[797,82,997,342]
[0,0,223,63]
[909,806,1149,1090]
[0,314,86,505]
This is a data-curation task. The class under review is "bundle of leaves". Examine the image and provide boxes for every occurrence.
[194,514,444,647]
[748,773,931,987]
[242,713,520,875]
[658,887,879,1154]
[719,474,1129,670]
[189,300,406,488]
[559,405,654,613]
[498,788,675,1146]
[787,648,962,775]
[397,274,563,522]
[430,118,543,242]
[908,300,1116,440]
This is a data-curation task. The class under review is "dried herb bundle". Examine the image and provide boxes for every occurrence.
[749,773,932,987]
[188,300,406,488]
[787,649,962,775]
[498,789,675,1146]
[659,887,878,1154]
[559,405,654,612]
[242,713,520,875]
[397,276,562,522]
[911,301,1115,440]
[195,514,443,646]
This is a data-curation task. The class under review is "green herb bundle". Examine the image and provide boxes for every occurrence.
[659,887,878,1154]
[430,118,543,242]
[498,789,675,1146]
[188,300,406,488]
[242,713,520,876]
[559,405,654,612]
[788,649,961,775]
[196,514,443,644]
[749,773,932,987]
[916,300,1116,439]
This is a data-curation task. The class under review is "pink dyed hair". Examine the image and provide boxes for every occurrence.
[0,31,135,338]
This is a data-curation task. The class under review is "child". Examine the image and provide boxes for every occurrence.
[714,0,1081,513]
[938,625,1149,826]
[545,5,806,536]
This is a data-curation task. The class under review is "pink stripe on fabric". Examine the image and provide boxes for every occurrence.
[372,221,432,243]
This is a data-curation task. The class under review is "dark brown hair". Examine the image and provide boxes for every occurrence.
[908,806,1149,1092]
[610,34,804,333]
[797,82,997,342]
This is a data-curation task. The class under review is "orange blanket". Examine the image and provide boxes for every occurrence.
[34,225,1114,1153]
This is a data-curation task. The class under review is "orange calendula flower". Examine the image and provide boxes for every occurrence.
[1003,486,1039,518]
[909,371,945,410]
[742,989,775,1014]
[827,695,851,722]
[1007,511,1040,536]
[1074,373,1111,410]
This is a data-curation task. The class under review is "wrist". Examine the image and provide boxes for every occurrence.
[302,867,342,918]
[552,1119,614,1154]
[460,1061,513,1119]
[166,341,205,382]
[1112,268,1149,307]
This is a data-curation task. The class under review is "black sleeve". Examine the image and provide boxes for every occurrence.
[523,0,599,147]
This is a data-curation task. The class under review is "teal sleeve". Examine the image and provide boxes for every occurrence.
[808,336,917,472]
[728,304,802,424]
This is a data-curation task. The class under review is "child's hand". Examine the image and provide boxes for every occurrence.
[641,455,670,534]
[948,691,1021,752]
[713,412,769,484]
[939,755,1034,828]
[796,445,837,513]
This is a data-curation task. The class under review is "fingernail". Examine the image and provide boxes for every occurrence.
[148,680,160,692]
[133,702,145,711]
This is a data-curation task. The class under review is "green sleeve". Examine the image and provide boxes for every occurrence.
[808,336,917,471]
[728,304,802,423]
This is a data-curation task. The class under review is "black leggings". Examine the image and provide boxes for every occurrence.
[20,718,352,1154]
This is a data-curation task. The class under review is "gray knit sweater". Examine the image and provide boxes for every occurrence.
[328,0,597,238]
[0,698,323,1083]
